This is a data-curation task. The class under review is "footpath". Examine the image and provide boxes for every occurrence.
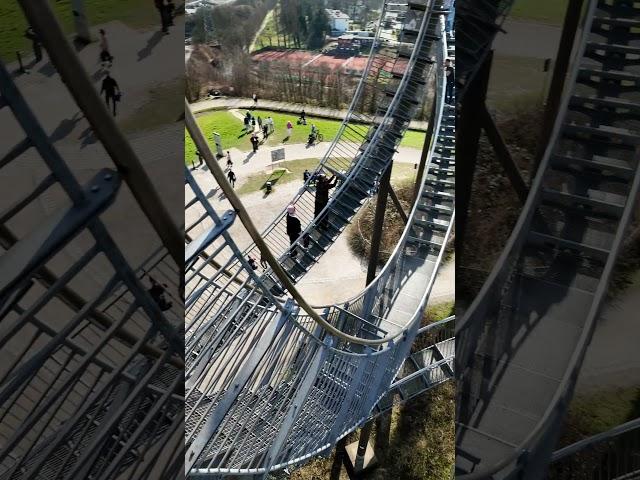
[191,96,430,132]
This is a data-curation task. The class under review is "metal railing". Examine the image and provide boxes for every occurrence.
[184,4,455,475]
[549,417,640,479]
[456,0,640,477]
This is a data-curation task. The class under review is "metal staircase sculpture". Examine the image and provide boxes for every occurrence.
[456,0,640,477]
[0,2,184,478]
[185,0,444,318]
[184,1,455,476]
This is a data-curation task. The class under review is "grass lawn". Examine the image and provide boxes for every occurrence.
[119,78,184,134]
[0,1,157,62]
[236,158,321,196]
[566,386,640,438]
[186,109,426,159]
[233,156,418,197]
[510,0,569,25]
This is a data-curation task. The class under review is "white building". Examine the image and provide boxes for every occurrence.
[326,9,350,34]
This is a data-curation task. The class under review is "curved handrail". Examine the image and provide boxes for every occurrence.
[456,1,640,477]
[551,416,640,463]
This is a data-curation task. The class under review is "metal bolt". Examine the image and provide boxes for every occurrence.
[104,173,113,181]
[91,185,100,192]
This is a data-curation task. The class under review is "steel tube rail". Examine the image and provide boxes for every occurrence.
[551,416,640,463]
[17,0,183,267]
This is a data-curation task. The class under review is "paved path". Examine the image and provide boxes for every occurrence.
[493,19,563,59]
[1,18,184,287]
[191,141,426,179]
[190,141,454,307]
[576,275,640,393]
[190,96,430,131]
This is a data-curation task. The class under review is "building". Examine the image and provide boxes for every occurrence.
[326,9,350,35]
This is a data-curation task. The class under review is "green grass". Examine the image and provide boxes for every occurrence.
[186,109,426,158]
[424,301,454,323]
[185,110,240,165]
[510,0,569,25]
[0,1,158,61]
[236,158,321,196]
[567,386,640,437]
[119,78,184,134]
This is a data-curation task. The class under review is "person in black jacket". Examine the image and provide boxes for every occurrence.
[314,173,337,230]
[24,27,42,63]
[445,58,455,104]
[100,72,120,116]
[286,204,302,257]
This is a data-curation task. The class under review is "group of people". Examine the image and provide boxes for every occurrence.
[244,112,275,140]
[285,172,338,258]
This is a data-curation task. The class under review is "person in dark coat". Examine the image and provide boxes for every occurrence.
[154,0,169,33]
[445,58,455,104]
[100,72,120,116]
[227,169,236,187]
[250,133,259,152]
[286,204,302,257]
[314,173,337,230]
[24,27,42,63]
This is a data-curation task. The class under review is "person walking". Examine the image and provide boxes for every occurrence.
[257,116,263,129]
[251,116,256,131]
[268,116,275,134]
[154,0,169,34]
[250,133,259,153]
[262,123,269,139]
[194,150,204,169]
[314,173,337,230]
[100,72,120,116]
[227,169,236,188]
[286,204,302,258]
[226,151,233,169]
[98,29,113,68]
[252,93,258,108]
[445,58,455,104]
[166,0,176,26]
[24,27,42,63]
[243,115,250,133]
[286,120,293,139]
[444,0,455,36]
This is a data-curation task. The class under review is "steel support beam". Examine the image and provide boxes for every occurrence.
[480,105,528,203]
[366,163,393,284]
[388,185,409,224]
[533,0,585,179]
[456,51,492,260]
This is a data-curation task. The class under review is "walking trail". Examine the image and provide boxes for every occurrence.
[190,140,454,307]
[191,96,430,132]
